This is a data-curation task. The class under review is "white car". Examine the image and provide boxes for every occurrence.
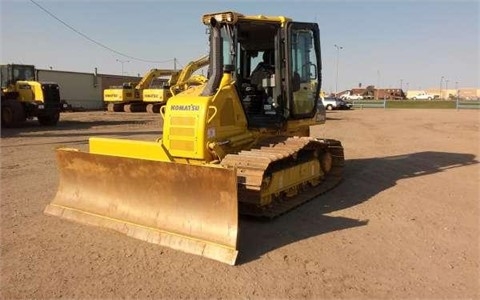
[342,94,363,101]
[411,92,435,100]
[320,97,352,111]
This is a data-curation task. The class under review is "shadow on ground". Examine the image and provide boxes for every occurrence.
[237,151,478,264]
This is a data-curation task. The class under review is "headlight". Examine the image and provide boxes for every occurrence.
[202,12,239,25]
[38,104,45,109]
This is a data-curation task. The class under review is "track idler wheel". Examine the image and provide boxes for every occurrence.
[107,103,124,112]
[146,103,162,114]
[124,103,146,113]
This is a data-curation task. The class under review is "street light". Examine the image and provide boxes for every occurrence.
[440,76,444,99]
[334,44,343,95]
[116,59,130,75]
[455,81,459,101]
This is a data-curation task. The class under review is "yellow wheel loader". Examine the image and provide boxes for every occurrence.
[1,64,66,127]
[45,11,344,265]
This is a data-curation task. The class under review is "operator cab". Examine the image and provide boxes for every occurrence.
[1,64,36,87]
[203,12,322,129]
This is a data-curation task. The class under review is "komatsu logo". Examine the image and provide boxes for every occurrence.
[171,104,200,111]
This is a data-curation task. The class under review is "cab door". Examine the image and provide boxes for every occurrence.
[285,22,322,119]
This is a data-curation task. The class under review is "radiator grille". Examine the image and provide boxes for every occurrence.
[168,116,197,154]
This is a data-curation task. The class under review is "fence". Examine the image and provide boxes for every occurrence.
[456,99,480,110]
[352,99,386,109]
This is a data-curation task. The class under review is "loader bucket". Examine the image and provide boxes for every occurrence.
[45,149,239,265]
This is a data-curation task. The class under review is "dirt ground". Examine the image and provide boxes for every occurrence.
[1,108,479,299]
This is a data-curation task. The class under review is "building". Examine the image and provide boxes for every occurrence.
[37,68,141,110]
[423,88,480,100]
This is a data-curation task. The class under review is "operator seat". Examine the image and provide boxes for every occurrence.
[250,50,275,88]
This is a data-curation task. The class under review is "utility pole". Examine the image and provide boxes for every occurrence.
[455,81,459,101]
[334,44,343,96]
[174,58,177,71]
[376,70,381,100]
[116,59,130,76]
[440,76,444,99]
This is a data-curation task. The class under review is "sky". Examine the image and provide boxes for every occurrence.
[1,0,479,93]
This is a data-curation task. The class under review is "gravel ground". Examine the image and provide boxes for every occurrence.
[1,109,479,299]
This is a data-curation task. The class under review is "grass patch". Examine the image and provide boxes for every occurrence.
[386,100,456,109]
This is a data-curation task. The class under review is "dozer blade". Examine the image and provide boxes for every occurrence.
[45,149,238,265]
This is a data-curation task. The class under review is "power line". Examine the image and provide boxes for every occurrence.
[29,0,173,64]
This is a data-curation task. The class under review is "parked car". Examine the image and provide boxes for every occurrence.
[337,98,353,110]
[342,94,364,101]
[411,91,436,100]
[320,97,352,110]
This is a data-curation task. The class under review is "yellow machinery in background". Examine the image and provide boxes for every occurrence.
[1,64,67,127]
[45,11,344,265]
[103,82,138,111]
[104,69,176,113]
[141,55,209,113]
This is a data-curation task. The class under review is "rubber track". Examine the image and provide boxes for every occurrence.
[221,137,344,218]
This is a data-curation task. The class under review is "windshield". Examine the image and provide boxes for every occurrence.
[1,65,35,87]
[12,65,35,81]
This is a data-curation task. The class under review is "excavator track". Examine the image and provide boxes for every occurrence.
[221,137,344,218]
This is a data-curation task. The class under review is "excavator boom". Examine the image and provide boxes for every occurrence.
[135,68,177,90]
[169,54,209,95]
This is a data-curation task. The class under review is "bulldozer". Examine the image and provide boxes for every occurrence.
[45,11,344,265]
[1,64,67,127]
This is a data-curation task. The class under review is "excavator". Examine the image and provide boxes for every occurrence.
[142,55,209,113]
[104,56,208,113]
[104,68,176,112]
[45,11,344,265]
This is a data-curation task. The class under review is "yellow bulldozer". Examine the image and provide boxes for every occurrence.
[1,64,67,127]
[45,11,344,265]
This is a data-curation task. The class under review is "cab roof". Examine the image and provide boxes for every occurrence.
[202,11,291,26]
